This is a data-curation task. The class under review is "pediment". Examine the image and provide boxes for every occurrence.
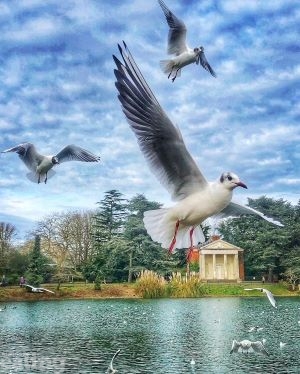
[200,239,243,251]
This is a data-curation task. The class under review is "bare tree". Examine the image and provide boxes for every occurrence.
[0,222,17,274]
[35,210,94,272]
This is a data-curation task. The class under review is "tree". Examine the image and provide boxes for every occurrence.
[219,196,297,281]
[26,235,51,286]
[0,222,17,276]
[92,190,128,244]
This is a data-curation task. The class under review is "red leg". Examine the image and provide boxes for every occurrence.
[187,226,195,262]
[168,220,180,254]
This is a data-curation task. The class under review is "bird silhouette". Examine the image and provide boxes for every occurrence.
[158,0,216,81]
[113,41,283,253]
[2,142,100,184]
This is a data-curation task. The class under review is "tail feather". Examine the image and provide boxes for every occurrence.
[159,60,181,79]
[26,170,56,183]
[143,208,205,250]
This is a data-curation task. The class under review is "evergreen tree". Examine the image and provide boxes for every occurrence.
[219,197,296,281]
[92,190,128,246]
[26,235,49,286]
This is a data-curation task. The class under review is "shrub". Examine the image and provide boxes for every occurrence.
[135,270,166,298]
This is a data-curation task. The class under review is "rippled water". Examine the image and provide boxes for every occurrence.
[0,297,299,373]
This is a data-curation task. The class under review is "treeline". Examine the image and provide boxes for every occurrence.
[1,191,299,287]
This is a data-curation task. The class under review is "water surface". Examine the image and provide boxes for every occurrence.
[0,297,299,373]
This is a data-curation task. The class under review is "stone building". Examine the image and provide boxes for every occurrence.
[189,235,245,282]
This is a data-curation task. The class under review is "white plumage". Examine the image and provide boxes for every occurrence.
[158,0,216,82]
[113,42,283,252]
[2,142,100,184]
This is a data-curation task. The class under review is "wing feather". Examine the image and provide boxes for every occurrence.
[113,42,207,201]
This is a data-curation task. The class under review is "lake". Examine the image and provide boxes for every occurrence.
[0,297,299,373]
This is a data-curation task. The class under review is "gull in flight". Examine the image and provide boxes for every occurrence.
[230,340,269,356]
[158,0,216,82]
[248,326,263,333]
[244,288,277,308]
[2,142,100,184]
[25,284,55,294]
[106,349,120,374]
[113,42,283,254]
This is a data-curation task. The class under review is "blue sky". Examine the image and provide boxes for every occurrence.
[0,0,299,240]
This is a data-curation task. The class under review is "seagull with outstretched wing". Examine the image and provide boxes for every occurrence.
[244,288,277,308]
[2,143,100,183]
[25,284,55,294]
[107,349,120,374]
[230,339,269,355]
[113,41,283,254]
[158,0,216,82]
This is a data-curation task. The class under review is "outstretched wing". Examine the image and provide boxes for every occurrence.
[198,50,217,77]
[55,145,100,163]
[263,289,277,308]
[1,142,42,172]
[251,341,269,356]
[158,0,188,55]
[108,349,121,372]
[230,340,240,354]
[39,288,55,294]
[113,42,207,201]
[215,201,283,226]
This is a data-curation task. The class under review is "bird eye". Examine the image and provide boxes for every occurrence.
[228,176,232,181]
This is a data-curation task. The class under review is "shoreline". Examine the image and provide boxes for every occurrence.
[1,282,299,302]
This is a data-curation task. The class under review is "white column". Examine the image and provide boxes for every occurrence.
[224,254,228,279]
[234,254,239,280]
[201,253,206,279]
[213,254,216,279]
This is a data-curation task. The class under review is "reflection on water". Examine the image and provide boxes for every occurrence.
[0,297,299,373]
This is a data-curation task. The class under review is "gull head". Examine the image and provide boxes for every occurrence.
[194,47,202,64]
[51,156,59,165]
[220,172,247,190]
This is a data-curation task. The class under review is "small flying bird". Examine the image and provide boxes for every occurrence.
[113,42,283,254]
[25,284,55,294]
[1,142,100,184]
[248,326,263,333]
[279,342,286,349]
[158,0,216,82]
[0,306,6,312]
[230,340,269,355]
[106,349,121,374]
[244,288,277,308]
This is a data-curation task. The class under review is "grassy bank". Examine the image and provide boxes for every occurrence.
[0,280,298,302]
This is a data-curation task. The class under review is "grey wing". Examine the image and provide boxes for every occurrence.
[39,288,55,294]
[199,51,217,77]
[215,202,284,226]
[109,349,120,371]
[263,289,277,308]
[251,341,269,356]
[114,42,207,201]
[1,142,42,172]
[230,340,240,354]
[55,145,100,163]
[158,0,188,55]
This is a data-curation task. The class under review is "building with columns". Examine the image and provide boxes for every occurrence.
[189,236,245,282]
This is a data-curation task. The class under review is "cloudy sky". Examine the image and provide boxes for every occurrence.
[0,0,299,240]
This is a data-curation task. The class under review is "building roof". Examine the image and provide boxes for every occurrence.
[199,238,244,252]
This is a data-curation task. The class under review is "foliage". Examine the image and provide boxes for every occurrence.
[26,235,52,286]
[219,196,299,282]
[167,272,206,297]
[0,222,17,276]
[135,270,166,298]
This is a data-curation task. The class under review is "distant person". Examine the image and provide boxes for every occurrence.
[262,276,265,284]
[19,276,26,287]
[0,275,7,287]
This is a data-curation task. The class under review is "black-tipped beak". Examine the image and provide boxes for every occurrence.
[236,181,247,189]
